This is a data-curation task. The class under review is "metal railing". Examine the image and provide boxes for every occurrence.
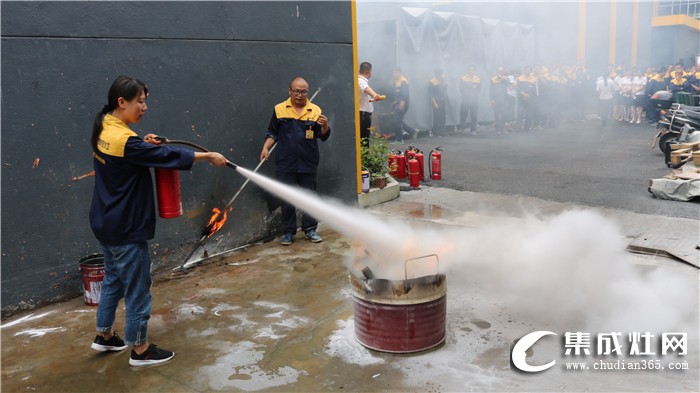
[655,0,700,19]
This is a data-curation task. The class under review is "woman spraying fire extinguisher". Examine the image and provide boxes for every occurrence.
[88,76,230,367]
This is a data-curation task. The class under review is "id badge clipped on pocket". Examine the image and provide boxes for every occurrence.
[305,127,314,140]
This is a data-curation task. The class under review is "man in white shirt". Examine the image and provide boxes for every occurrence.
[358,62,384,145]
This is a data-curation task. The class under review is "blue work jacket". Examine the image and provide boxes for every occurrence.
[90,114,194,245]
[265,98,331,174]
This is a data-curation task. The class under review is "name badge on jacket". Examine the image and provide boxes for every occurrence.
[305,127,314,139]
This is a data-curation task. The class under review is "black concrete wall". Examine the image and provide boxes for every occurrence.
[1,1,356,315]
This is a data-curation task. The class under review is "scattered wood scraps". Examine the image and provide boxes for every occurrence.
[669,141,700,166]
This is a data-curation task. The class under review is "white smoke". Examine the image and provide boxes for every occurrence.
[440,209,698,333]
[238,167,698,334]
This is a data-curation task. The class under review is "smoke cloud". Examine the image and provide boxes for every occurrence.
[238,166,697,334]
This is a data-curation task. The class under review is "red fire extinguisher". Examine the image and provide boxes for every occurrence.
[388,150,398,178]
[389,149,406,179]
[155,169,183,218]
[414,148,425,181]
[395,150,406,179]
[407,156,421,189]
[405,146,424,181]
[405,146,416,179]
[429,146,442,180]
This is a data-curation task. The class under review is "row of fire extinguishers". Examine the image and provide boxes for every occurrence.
[388,146,442,189]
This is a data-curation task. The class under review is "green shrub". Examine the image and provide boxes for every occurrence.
[360,136,390,179]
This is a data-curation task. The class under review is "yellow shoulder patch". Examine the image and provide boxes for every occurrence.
[97,114,138,157]
[395,75,409,87]
[274,99,322,121]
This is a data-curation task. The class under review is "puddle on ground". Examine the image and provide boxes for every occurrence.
[379,202,455,221]
[196,341,307,390]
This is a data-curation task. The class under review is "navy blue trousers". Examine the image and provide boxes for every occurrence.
[277,171,318,234]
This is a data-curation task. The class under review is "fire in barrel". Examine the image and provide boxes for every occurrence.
[349,254,446,353]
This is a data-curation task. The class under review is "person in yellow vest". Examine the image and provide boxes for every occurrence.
[260,76,331,246]
[562,65,579,122]
[532,65,547,129]
[390,67,411,142]
[691,67,700,98]
[459,65,481,134]
[669,69,691,95]
[89,76,230,367]
[545,64,566,128]
[516,66,538,131]
[645,68,666,123]
[429,68,448,137]
[490,67,509,134]
[663,64,675,88]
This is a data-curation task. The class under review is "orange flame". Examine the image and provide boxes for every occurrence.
[205,207,228,238]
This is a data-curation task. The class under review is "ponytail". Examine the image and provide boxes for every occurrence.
[91,76,148,153]
[91,105,112,152]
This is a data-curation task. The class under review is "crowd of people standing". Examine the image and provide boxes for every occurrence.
[360,61,700,141]
[596,64,700,127]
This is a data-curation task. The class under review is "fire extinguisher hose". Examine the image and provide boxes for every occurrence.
[428,150,433,179]
[155,136,277,210]
[154,137,237,170]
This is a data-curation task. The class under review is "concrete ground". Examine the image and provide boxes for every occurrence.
[1,187,698,392]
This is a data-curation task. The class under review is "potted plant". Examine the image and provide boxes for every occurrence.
[360,135,391,189]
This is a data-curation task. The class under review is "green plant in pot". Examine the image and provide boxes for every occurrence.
[360,135,391,189]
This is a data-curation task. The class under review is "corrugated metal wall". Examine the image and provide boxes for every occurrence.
[1,1,356,315]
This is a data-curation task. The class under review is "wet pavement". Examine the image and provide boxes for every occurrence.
[1,187,698,392]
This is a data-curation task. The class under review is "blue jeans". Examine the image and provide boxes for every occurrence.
[96,241,152,346]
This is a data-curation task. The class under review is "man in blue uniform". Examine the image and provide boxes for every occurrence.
[459,65,481,134]
[260,77,331,245]
[429,68,448,136]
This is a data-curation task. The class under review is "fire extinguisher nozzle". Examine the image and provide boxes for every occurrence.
[226,162,237,170]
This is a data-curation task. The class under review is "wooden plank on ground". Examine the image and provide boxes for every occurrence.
[672,172,700,180]
[670,141,700,150]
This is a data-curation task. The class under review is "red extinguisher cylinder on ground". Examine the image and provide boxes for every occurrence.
[155,168,183,218]
[430,147,442,180]
[404,147,416,181]
[405,147,415,161]
[408,157,421,188]
[388,151,398,178]
[414,150,425,181]
[395,154,407,179]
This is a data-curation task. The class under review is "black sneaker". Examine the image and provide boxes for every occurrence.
[91,331,128,352]
[129,344,175,366]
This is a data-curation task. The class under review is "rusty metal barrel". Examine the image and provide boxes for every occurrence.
[350,254,446,353]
